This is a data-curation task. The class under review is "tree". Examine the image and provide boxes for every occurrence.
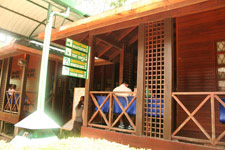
[110,0,127,8]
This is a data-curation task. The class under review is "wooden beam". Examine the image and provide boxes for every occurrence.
[111,64,115,91]
[136,24,145,136]
[94,58,113,66]
[43,0,224,41]
[98,45,112,57]
[0,60,3,95]
[18,54,30,119]
[119,44,125,84]
[128,34,138,46]
[97,35,122,50]
[101,66,105,91]
[84,34,96,127]
[98,27,136,58]
[164,18,174,140]
[118,26,137,41]
[109,50,120,61]
[1,58,12,111]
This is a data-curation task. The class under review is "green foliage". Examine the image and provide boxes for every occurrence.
[0,137,150,150]
[110,0,127,8]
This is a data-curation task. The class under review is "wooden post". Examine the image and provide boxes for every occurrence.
[0,58,12,134]
[136,24,145,136]
[84,34,96,127]
[119,44,125,84]
[211,94,215,146]
[0,60,3,92]
[101,66,105,91]
[1,58,12,111]
[164,18,174,140]
[52,61,58,111]
[111,64,115,90]
[18,54,30,119]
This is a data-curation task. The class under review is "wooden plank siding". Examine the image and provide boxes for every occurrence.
[176,8,225,137]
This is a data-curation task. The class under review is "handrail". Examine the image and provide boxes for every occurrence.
[88,91,136,134]
[3,91,38,114]
[172,92,225,146]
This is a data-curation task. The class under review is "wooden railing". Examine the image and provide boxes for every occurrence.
[88,91,136,134]
[172,92,225,146]
[3,91,37,114]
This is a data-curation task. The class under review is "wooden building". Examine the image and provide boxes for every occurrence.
[0,39,84,136]
[42,0,225,149]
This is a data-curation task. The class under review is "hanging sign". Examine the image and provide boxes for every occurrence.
[65,47,88,62]
[62,38,90,79]
[63,56,88,70]
[62,66,87,79]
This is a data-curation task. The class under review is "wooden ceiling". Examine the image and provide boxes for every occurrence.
[54,25,138,62]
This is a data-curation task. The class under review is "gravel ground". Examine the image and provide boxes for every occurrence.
[0,137,150,150]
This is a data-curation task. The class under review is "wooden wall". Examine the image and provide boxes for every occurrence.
[10,55,41,93]
[176,8,225,137]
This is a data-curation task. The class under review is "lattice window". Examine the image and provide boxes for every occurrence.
[216,41,225,91]
[144,20,165,138]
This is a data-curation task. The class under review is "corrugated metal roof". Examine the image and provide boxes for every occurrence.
[0,0,85,39]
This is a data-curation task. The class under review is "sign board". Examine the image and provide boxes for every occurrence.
[63,56,88,70]
[66,38,89,53]
[62,66,87,79]
[65,47,88,61]
[62,38,90,79]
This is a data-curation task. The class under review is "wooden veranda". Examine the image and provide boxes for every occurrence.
[39,0,225,149]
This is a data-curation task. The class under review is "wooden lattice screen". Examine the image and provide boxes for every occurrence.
[144,20,165,138]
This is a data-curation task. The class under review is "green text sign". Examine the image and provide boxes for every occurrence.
[62,66,87,79]
[66,38,89,53]
[63,56,88,70]
[65,47,88,61]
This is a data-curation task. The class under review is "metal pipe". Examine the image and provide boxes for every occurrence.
[37,4,70,111]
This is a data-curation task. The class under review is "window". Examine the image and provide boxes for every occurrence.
[216,41,225,91]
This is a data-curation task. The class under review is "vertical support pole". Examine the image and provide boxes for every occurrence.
[18,54,30,119]
[52,61,58,111]
[136,24,145,136]
[211,94,216,146]
[101,66,105,91]
[164,18,174,140]
[111,64,115,90]
[0,60,3,91]
[1,58,12,111]
[108,92,113,129]
[0,59,4,112]
[37,3,53,112]
[84,34,96,127]
[119,44,125,84]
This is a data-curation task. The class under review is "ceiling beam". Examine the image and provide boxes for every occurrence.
[109,50,120,61]
[128,34,138,46]
[97,35,122,50]
[97,27,137,58]
[98,45,113,57]
[118,26,137,41]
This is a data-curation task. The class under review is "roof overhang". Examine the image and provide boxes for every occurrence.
[0,43,63,61]
[39,0,225,42]
[0,43,112,66]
